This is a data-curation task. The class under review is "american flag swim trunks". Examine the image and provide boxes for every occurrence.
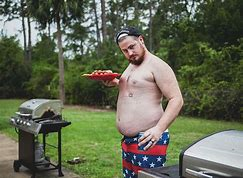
[121,131,169,178]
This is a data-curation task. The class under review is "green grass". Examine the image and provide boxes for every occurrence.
[1,99,243,178]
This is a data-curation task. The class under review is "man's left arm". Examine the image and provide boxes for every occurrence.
[138,60,183,149]
[154,62,183,133]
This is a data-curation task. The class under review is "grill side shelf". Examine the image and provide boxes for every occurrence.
[39,121,71,134]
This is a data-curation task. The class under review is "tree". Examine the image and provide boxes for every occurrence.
[27,0,86,104]
[0,0,32,62]
[195,0,243,47]
[66,23,88,56]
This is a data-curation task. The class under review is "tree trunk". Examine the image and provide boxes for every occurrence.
[20,0,27,61]
[149,0,153,51]
[100,0,107,41]
[27,15,32,62]
[80,41,84,55]
[93,0,101,44]
[48,22,51,37]
[56,13,65,104]
[134,1,139,22]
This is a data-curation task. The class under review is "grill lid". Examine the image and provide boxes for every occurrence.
[179,130,243,178]
[17,99,62,119]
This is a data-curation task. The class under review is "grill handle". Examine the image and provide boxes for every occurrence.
[15,112,31,117]
[186,168,213,178]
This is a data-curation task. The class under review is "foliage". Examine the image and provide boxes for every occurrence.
[194,0,243,47]
[65,61,107,106]
[64,41,124,107]
[25,61,58,98]
[31,34,58,64]
[0,0,242,121]
[0,35,30,98]
[178,41,242,121]
[25,35,59,98]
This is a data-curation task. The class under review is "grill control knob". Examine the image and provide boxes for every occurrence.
[26,122,31,127]
[10,118,16,125]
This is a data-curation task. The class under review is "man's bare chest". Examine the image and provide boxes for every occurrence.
[120,68,156,89]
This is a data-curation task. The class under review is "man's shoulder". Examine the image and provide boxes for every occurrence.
[150,55,170,68]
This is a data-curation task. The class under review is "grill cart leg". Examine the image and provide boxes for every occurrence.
[43,133,51,168]
[13,160,21,172]
[58,130,64,177]
[31,172,36,178]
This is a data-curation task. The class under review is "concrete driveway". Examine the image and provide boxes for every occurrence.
[0,133,81,178]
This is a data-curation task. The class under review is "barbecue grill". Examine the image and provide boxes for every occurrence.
[138,130,243,178]
[10,99,71,178]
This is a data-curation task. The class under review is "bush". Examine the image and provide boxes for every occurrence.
[25,61,58,98]
[0,36,30,98]
[178,41,242,121]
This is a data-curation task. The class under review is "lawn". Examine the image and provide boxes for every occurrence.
[1,99,243,178]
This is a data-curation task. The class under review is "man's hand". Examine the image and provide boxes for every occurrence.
[138,126,163,150]
[102,78,119,87]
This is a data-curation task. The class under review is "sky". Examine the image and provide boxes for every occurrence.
[0,17,80,58]
[1,17,42,47]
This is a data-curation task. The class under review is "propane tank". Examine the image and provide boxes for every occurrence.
[35,141,45,162]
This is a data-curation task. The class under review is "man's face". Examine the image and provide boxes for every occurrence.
[118,36,145,65]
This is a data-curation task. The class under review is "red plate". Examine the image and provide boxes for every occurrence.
[82,73,121,81]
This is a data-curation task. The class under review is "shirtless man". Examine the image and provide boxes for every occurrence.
[104,27,183,178]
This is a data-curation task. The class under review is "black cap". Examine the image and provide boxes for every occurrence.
[115,27,142,44]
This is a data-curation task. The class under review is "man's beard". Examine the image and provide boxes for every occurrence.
[129,47,145,65]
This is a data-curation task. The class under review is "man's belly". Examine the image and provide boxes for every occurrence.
[116,96,163,136]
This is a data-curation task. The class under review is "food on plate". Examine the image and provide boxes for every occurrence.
[82,70,113,76]
[91,70,113,75]
[81,70,120,81]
